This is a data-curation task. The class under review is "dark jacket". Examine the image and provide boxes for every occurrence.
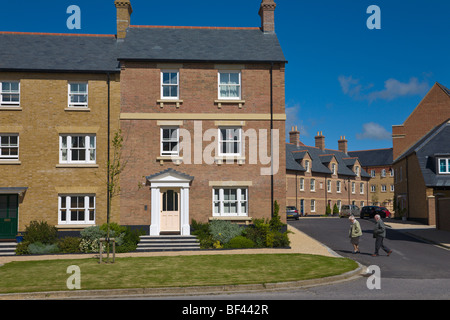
[373,219,386,238]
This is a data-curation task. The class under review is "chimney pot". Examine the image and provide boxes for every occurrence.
[315,131,326,150]
[259,0,277,33]
[115,0,133,39]
[289,126,301,147]
[338,136,348,154]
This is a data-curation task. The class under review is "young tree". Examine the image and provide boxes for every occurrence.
[105,129,127,262]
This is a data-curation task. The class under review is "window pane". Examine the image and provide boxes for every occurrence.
[229,73,239,84]
[220,73,229,84]
[440,159,446,173]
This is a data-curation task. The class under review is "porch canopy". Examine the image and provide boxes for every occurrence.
[0,187,28,196]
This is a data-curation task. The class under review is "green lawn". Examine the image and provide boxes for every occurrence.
[0,254,358,294]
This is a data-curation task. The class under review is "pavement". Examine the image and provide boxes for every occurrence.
[0,219,448,299]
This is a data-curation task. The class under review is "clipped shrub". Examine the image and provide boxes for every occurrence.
[27,242,59,255]
[15,241,30,255]
[191,219,214,249]
[209,220,244,245]
[23,221,58,245]
[58,237,82,254]
[226,236,255,249]
[333,204,340,215]
[79,226,105,253]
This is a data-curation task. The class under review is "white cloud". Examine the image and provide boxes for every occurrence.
[339,76,430,102]
[356,122,391,141]
[285,103,308,140]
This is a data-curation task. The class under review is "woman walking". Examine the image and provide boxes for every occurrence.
[349,215,362,253]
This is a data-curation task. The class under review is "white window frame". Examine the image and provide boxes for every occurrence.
[218,71,241,100]
[360,182,364,194]
[310,199,316,212]
[305,160,310,173]
[58,195,95,225]
[310,179,315,192]
[68,83,88,108]
[381,169,386,177]
[332,163,337,175]
[0,81,20,107]
[438,158,450,174]
[352,182,356,194]
[336,180,341,193]
[327,180,331,193]
[160,127,180,157]
[59,135,96,164]
[371,185,376,192]
[212,187,248,217]
[0,134,19,161]
[355,166,360,177]
[371,169,376,177]
[160,70,179,100]
[390,185,395,192]
[299,178,304,191]
[218,127,242,157]
[381,185,387,192]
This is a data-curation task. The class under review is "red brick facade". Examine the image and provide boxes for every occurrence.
[119,61,286,233]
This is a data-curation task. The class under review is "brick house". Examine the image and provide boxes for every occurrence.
[0,32,121,239]
[392,83,450,229]
[116,0,287,235]
[286,127,370,216]
[348,148,395,212]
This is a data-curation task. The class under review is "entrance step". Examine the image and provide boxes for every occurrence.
[0,242,17,256]
[137,235,200,252]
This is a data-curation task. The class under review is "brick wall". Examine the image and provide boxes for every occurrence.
[0,72,121,232]
[119,62,286,228]
[393,84,450,160]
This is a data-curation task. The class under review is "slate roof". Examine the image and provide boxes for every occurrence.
[286,143,370,178]
[348,148,393,167]
[117,26,287,63]
[394,119,450,187]
[0,32,121,73]
[437,82,450,97]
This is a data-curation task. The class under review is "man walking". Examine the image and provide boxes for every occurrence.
[372,214,393,257]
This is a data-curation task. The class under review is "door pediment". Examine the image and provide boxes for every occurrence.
[146,168,194,185]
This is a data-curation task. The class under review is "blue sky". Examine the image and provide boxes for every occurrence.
[1,0,449,151]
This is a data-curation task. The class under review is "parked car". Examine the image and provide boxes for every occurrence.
[379,207,391,218]
[360,206,391,219]
[339,205,360,218]
[286,206,300,220]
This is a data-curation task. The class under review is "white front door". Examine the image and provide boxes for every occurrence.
[160,188,180,233]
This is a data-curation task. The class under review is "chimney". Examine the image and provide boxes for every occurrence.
[289,126,300,147]
[315,132,325,151]
[338,136,348,154]
[259,0,277,33]
[115,0,133,39]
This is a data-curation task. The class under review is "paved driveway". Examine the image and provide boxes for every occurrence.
[289,217,450,279]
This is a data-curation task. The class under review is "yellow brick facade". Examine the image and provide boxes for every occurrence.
[0,72,121,235]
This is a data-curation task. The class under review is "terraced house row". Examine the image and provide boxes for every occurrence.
[0,0,288,239]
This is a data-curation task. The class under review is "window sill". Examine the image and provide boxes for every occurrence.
[156,156,183,165]
[214,100,245,109]
[209,216,252,224]
[56,224,95,229]
[0,106,22,111]
[0,160,21,165]
[56,164,99,168]
[65,108,91,112]
[214,156,245,165]
[157,99,183,109]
